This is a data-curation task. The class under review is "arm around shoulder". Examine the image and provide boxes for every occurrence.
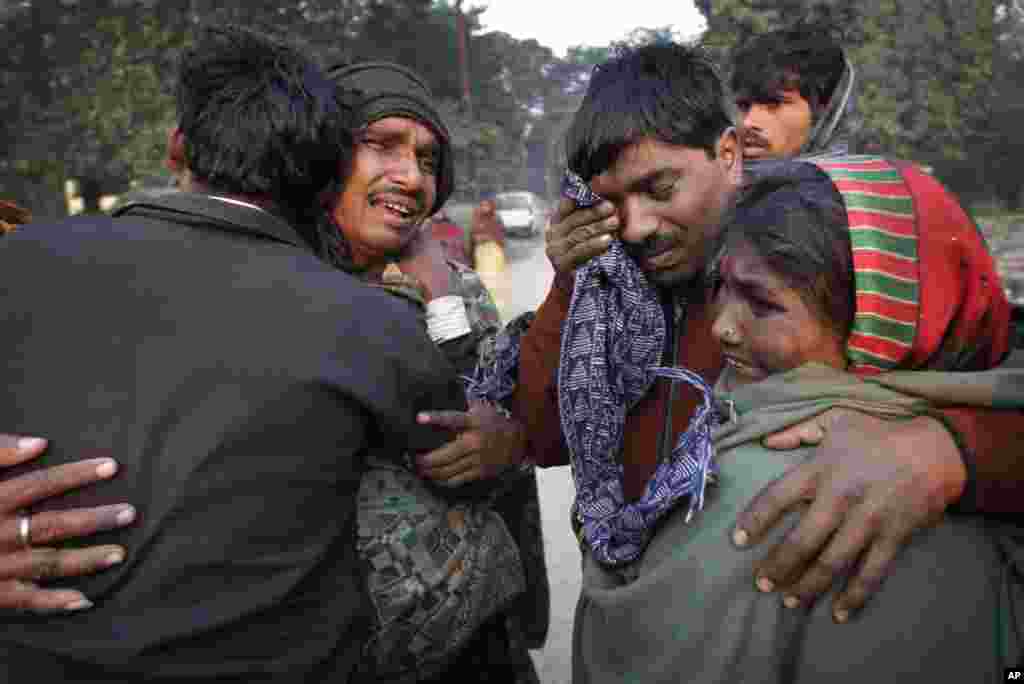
[934,405,1024,514]
[510,282,574,467]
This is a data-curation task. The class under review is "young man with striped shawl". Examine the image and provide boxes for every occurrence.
[484,41,1021,662]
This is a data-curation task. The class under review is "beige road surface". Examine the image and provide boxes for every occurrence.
[498,235,580,684]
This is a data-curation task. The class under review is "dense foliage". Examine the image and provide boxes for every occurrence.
[2,0,1020,216]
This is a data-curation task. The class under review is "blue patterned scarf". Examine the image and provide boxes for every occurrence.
[469,173,722,566]
[469,240,721,566]
[557,240,721,565]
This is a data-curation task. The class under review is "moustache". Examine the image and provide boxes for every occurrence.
[742,131,769,148]
[622,237,676,263]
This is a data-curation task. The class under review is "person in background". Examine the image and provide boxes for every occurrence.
[429,208,474,268]
[730,19,856,160]
[472,198,509,320]
[0,200,31,235]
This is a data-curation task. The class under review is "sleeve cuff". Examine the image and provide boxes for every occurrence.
[923,408,979,513]
[531,276,573,338]
[425,295,472,344]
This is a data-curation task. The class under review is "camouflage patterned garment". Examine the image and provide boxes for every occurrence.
[448,257,502,342]
[357,457,527,682]
[355,256,548,680]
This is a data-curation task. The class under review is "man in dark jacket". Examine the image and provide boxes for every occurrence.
[0,24,464,682]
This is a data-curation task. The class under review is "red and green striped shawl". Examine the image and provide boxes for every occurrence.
[811,156,919,374]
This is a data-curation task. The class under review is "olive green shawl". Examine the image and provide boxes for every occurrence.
[573,363,1023,684]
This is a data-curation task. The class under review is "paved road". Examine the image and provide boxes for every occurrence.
[498,234,579,684]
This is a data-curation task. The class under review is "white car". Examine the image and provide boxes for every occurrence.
[495,191,548,238]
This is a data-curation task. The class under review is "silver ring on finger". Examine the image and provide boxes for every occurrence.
[16,509,32,549]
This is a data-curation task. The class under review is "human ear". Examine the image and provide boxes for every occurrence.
[717,127,743,183]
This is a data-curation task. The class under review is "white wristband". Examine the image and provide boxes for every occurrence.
[426,295,472,343]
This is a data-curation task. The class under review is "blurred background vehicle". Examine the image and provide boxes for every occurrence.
[494,191,548,238]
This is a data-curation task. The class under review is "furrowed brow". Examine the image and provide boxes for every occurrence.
[623,168,677,194]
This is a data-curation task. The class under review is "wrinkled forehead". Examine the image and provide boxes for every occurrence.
[590,137,715,195]
[362,116,439,145]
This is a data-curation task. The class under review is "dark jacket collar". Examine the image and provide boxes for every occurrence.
[112,190,312,251]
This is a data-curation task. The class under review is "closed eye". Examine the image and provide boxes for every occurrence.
[748,296,785,317]
[418,154,438,175]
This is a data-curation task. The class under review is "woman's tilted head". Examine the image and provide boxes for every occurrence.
[709,163,854,388]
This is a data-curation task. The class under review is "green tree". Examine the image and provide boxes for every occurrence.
[0,0,617,215]
[0,0,377,216]
[984,1,1024,209]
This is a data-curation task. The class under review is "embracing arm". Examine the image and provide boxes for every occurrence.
[936,406,1024,513]
[509,281,573,467]
[423,198,618,473]
[0,435,134,614]
[902,159,1021,513]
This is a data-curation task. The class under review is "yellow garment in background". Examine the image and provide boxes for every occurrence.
[474,240,507,322]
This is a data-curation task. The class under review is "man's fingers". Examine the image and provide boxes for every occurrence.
[762,420,825,450]
[733,460,817,550]
[551,197,577,224]
[6,504,136,547]
[0,545,125,583]
[434,465,484,487]
[0,579,94,614]
[546,202,618,274]
[549,200,615,237]
[0,459,119,514]
[0,435,47,468]
[562,214,619,249]
[413,438,468,475]
[421,457,478,486]
[832,530,909,623]
[774,504,879,610]
[553,235,615,273]
[417,411,475,432]
[753,484,856,593]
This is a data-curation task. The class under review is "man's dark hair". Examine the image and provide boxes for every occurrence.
[565,42,735,182]
[710,162,855,340]
[730,20,846,114]
[175,25,352,233]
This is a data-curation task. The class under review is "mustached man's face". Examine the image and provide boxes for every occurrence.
[736,89,814,160]
[588,130,742,288]
[333,116,439,268]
